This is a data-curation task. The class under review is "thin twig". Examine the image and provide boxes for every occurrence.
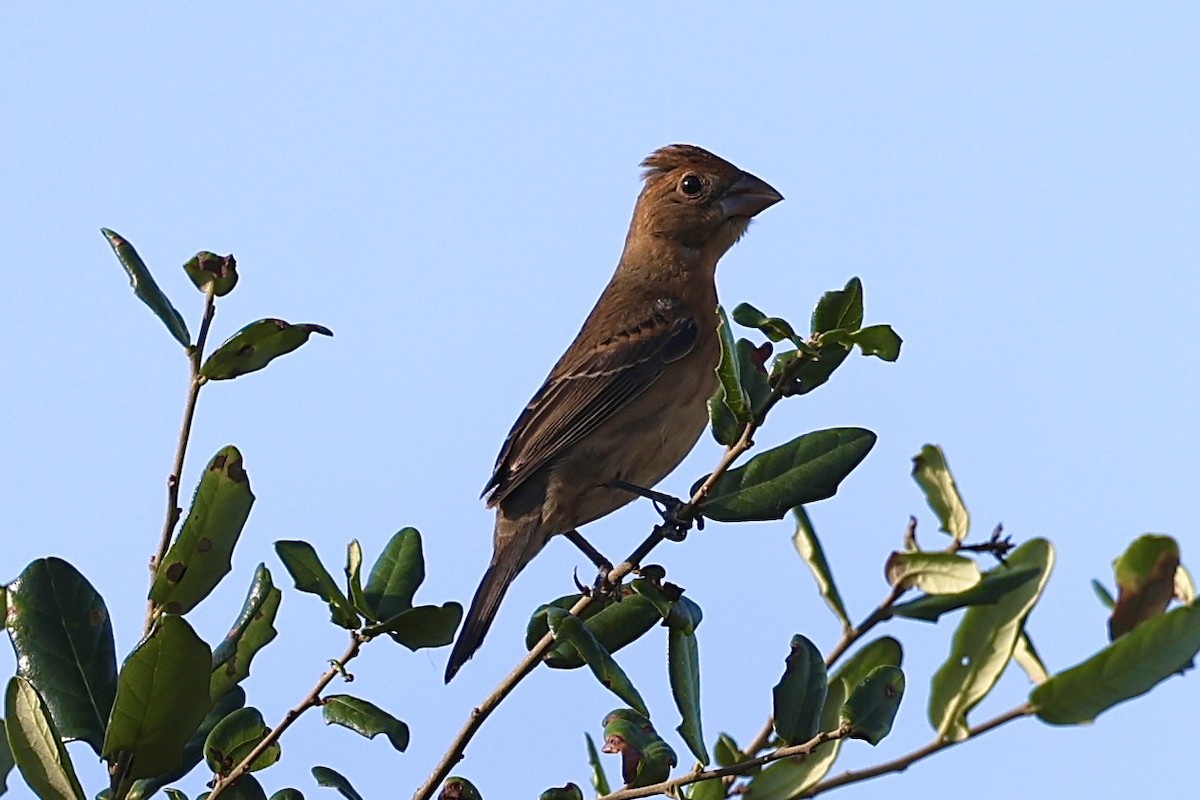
[207,633,367,800]
[799,703,1035,797]
[741,557,911,760]
[143,284,217,636]
[598,724,853,800]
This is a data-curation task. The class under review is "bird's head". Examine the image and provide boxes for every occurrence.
[630,144,783,263]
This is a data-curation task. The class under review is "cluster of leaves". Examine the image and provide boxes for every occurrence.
[0,233,458,800]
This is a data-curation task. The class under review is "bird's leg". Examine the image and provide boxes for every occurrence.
[563,529,619,599]
[609,479,697,542]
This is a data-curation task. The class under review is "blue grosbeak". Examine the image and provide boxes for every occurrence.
[445,144,782,681]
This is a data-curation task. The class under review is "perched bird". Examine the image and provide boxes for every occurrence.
[444,144,782,682]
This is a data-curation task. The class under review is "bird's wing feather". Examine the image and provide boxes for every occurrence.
[483,302,698,505]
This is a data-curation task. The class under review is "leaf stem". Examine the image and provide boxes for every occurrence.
[207,632,366,800]
[598,724,853,800]
[799,702,1034,797]
[144,285,216,636]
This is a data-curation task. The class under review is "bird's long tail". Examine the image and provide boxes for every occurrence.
[444,515,541,682]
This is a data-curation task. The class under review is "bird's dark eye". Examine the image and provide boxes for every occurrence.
[678,173,704,197]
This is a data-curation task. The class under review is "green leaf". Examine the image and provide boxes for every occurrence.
[928,539,1053,740]
[548,611,647,717]
[183,251,238,297]
[362,603,463,650]
[665,596,704,636]
[1032,601,1200,725]
[363,528,424,621]
[201,319,333,381]
[345,541,371,621]
[4,557,117,755]
[584,732,611,795]
[706,386,740,447]
[1012,633,1049,685]
[688,777,726,800]
[127,687,247,800]
[269,791,305,800]
[1091,579,1116,610]
[101,615,212,779]
[164,789,188,800]
[772,634,828,746]
[713,306,750,424]
[792,508,851,630]
[749,636,903,799]
[532,587,660,669]
[1109,534,1180,640]
[0,719,13,795]
[538,784,583,800]
[210,565,282,699]
[713,733,742,768]
[102,228,191,348]
[151,446,256,615]
[787,343,852,396]
[911,444,970,541]
[811,277,864,334]
[847,324,902,361]
[274,541,359,629]
[841,666,905,745]
[732,302,800,344]
[312,767,364,800]
[884,551,981,594]
[204,706,279,775]
[890,564,1041,622]
[322,695,409,752]
[668,628,707,764]
[435,776,480,800]
[735,338,772,416]
[697,428,876,522]
[4,677,85,800]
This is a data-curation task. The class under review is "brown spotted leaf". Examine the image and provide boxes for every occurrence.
[150,446,255,615]
[201,318,332,381]
[1109,535,1181,640]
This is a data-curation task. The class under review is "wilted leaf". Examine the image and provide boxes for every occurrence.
[1108,534,1180,640]
[183,251,238,296]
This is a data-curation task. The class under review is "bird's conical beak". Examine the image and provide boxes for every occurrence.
[719,171,783,220]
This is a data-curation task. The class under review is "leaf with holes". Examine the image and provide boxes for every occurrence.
[841,666,905,745]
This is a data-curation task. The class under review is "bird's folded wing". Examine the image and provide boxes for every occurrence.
[483,305,698,506]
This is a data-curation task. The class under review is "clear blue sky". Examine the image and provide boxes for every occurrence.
[3,4,1198,798]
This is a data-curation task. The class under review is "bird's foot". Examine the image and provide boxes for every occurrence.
[609,479,699,542]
